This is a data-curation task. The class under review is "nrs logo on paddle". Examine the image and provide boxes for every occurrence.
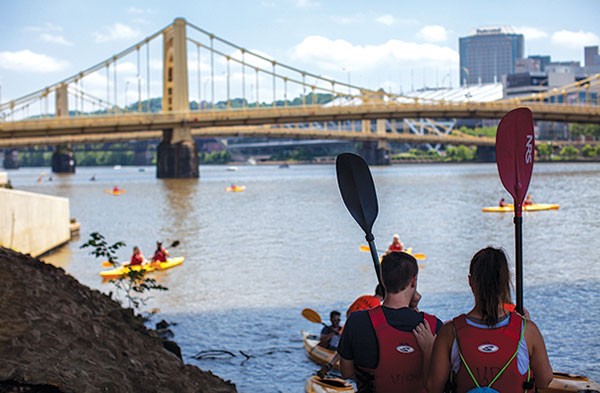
[525,134,533,164]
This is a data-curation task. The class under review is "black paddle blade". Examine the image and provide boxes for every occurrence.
[336,153,379,237]
[170,240,180,248]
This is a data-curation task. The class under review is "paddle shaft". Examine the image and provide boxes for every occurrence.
[514,214,524,314]
[366,236,383,287]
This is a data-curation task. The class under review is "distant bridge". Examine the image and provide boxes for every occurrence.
[1,18,599,175]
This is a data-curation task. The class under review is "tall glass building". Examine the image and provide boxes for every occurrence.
[459,27,524,86]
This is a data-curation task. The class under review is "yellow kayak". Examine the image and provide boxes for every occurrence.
[304,376,354,393]
[540,372,600,392]
[225,185,246,192]
[100,257,184,279]
[482,203,560,213]
[302,330,339,370]
[104,188,126,196]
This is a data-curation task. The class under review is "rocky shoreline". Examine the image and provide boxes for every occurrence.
[0,247,237,393]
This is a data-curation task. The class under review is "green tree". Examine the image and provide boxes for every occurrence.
[81,232,168,310]
[445,145,476,161]
[536,143,552,160]
[559,145,579,159]
[570,123,600,139]
[581,144,598,158]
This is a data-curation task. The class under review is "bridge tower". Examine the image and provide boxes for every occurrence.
[51,84,76,173]
[357,92,390,165]
[156,18,199,178]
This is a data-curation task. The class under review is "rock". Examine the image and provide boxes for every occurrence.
[0,247,237,393]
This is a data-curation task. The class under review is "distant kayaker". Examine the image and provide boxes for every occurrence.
[524,194,534,206]
[318,310,341,350]
[113,186,120,193]
[151,241,169,263]
[499,197,508,207]
[337,252,443,393]
[129,246,145,266]
[426,247,553,392]
[385,234,404,254]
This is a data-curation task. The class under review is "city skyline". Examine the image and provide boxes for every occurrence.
[1,0,599,103]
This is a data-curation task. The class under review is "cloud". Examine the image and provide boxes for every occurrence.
[375,15,396,27]
[290,35,458,72]
[93,23,141,43]
[552,30,599,48]
[0,50,69,73]
[25,23,73,46]
[127,6,147,14]
[331,15,361,25]
[515,26,548,40]
[40,33,74,46]
[25,23,62,33]
[295,0,319,7]
[418,25,447,43]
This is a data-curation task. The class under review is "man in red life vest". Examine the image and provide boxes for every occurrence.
[337,252,442,393]
[151,241,169,263]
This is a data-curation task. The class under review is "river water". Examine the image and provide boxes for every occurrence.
[7,162,600,392]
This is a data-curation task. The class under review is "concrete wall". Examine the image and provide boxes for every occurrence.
[0,188,71,257]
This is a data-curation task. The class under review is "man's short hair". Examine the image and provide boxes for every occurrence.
[380,252,418,294]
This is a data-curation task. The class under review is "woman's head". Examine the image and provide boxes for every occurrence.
[469,247,512,326]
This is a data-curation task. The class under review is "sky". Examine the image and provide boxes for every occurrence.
[1,0,599,106]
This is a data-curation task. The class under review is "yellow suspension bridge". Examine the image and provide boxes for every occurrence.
[1,18,599,176]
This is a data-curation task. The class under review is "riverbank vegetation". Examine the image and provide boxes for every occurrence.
[11,123,600,167]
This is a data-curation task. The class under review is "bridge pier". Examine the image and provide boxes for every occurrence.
[51,144,76,173]
[476,146,496,162]
[157,128,199,178]
[358,141,390,166]
[3,149,20,169]
[156,18,198,179]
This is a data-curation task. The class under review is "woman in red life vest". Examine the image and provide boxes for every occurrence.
[386,234,404,253]
[129,246,145,266]
[151,241,169,263]
[427,247,553,392]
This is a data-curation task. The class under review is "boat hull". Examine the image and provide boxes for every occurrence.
[304,376,354,393]
[100,257,184,279]
[482,203,560,213]
[302,330,339,370]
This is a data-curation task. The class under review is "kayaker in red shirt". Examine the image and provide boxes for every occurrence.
[499,197,508,207]
[386,234,404,254]
[129,246,145,266]
[524,194,534,206]
[346,284,385,317]
[152,241,169,263]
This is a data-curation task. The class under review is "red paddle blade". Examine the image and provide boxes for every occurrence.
[496,108,535,214]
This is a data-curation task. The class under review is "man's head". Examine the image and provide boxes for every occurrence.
[380,251,418,294]
[330,310,341,327]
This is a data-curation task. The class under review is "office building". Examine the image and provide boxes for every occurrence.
[584,46,600,67]
[528,55,551,71]
[459,27,524,86]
